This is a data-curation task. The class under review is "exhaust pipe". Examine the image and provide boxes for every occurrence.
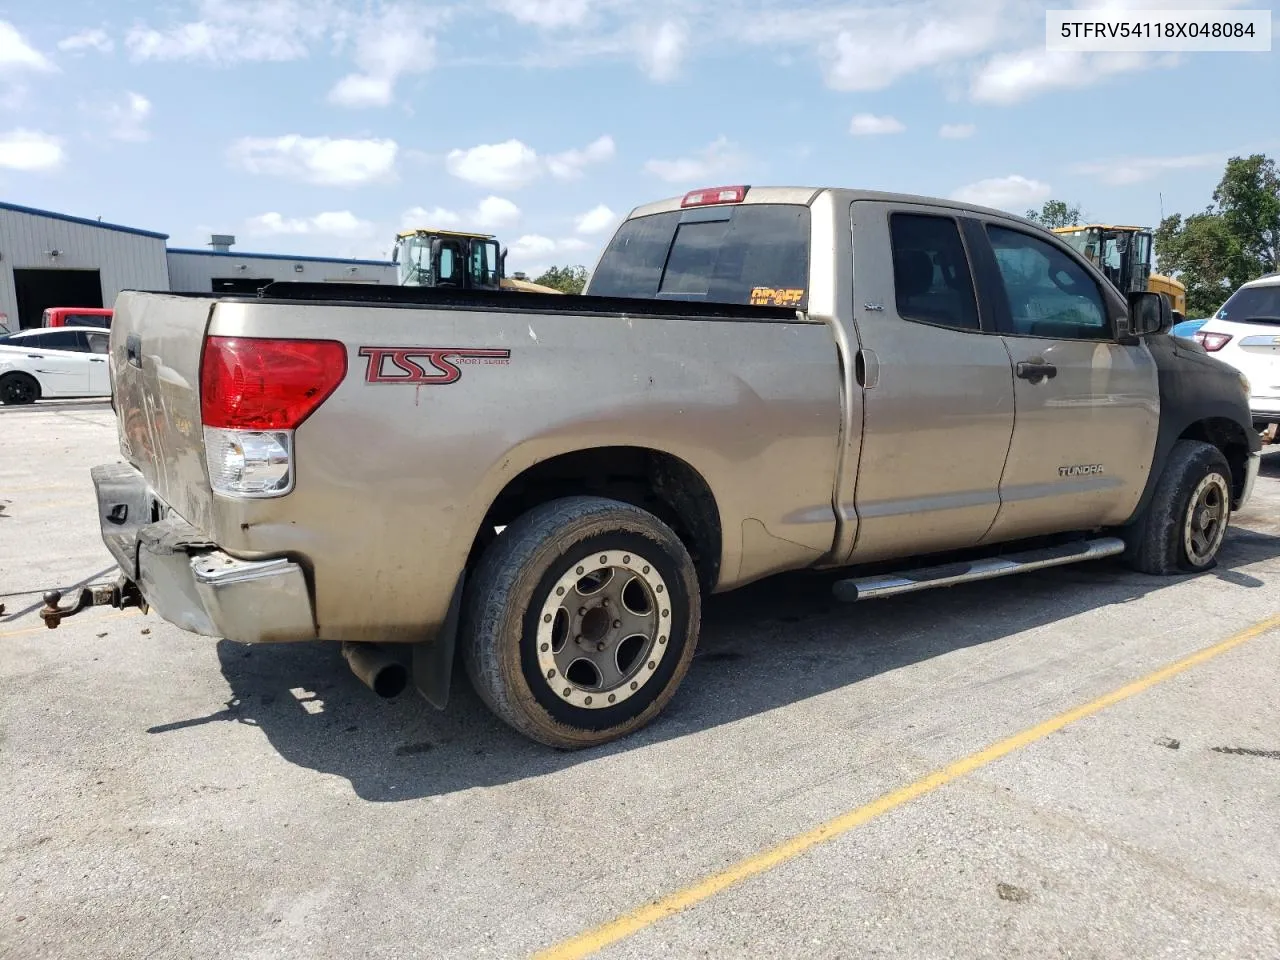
[342,642,408,698]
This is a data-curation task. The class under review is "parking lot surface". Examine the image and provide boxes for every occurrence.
[2,400,1279,959]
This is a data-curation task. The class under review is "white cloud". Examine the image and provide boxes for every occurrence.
[0,129,64,171]
[328,4,437,107]
[1070,151,1228,186]
[644,136,744,184]
[506,233,593,275]
[950,175,1051,213]
[849,113,904,136]
[474,195,522,229]
[447,139,542,189]
[939,123,976,139]
[228,134,398,186]
[401,206,461,229]
[494,0,594,28]
[126,0,332,64]
[58,29,113,54]
[399,197,521,231]
[447,135,613,189]
[635,20,687,82]
[102,92,152,142]
[970,47,1155,104]
[0,20,55,71]
[546,135,615,180]
[733,5,1010,93]
[246,209,375,238]
[574,204,617,235]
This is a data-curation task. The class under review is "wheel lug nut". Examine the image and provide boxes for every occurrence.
[613,620,621,629]
[596,642,606,652]
[578,607,587,616]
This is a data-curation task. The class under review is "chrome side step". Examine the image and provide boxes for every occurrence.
[832,536,1126,602]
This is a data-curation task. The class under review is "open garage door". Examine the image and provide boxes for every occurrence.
[14,268,103,329]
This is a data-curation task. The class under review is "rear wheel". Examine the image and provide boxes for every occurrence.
[1123,440,1232,574]
[0,372,39,405]
[461,495,701,749]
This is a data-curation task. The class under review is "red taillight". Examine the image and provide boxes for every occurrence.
[1195,331,1232,352]
[681,185,748,208]
[200,336,347,430]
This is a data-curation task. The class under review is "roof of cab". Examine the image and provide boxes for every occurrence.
[623,185,1044,230]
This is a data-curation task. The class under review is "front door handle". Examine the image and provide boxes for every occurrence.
[89,358,105,363]
[26,353,44,359]
[1016,360,1057,383]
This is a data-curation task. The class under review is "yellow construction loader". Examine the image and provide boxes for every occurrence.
[1052,224,1187,321]
[392,228,564,294]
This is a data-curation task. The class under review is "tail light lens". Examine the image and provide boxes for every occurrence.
[200,337,346,498]
[1194,331,1232,351]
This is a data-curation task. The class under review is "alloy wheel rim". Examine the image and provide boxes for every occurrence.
[535,550,672,710]
[1183,473,1229,566]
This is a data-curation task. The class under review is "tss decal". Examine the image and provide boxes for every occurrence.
[358,346,511,385]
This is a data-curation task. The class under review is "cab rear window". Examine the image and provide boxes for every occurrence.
[589,204,810,308]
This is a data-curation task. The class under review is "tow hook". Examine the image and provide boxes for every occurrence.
[40,577,146,629]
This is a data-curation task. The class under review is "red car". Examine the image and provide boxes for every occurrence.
[42,307,113,329]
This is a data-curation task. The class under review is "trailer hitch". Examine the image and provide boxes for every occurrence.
[39,577,146,629]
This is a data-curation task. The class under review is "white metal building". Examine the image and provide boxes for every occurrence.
[0,201,169,330]
[167,238,396,295]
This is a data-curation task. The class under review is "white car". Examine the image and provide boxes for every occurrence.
[1192,272,1280,436]
[0,326,112,405]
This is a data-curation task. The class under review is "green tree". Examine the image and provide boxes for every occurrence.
[1024,200,1084,228]
[1213,154,1280,275]
[1153,213,1246,317]
[532,265,589,294]
[1153,153,1280,316]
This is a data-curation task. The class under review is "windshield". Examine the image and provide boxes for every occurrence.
[397,235,432,285]
[1215,283,1280,323]
[588,204,811,307]
[1054,228,1101,265]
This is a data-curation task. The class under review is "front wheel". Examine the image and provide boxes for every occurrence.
[461,495,701,749]
[0,372,40,405]
[1123,439,1232,575]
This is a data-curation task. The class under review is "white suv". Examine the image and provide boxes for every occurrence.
[1192,272,1280,437]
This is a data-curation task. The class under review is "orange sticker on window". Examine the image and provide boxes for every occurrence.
[750,287,805,307]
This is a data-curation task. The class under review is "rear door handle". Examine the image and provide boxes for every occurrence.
[1016,360,1057,383]
[26,353,44,359]
[90,358,105,363]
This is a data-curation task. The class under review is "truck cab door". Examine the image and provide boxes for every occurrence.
[964,218,1159,541]
[841,201,1016,564]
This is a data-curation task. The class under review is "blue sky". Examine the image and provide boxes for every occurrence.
[0,0,1276,276]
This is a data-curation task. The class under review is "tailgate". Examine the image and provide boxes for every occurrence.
[110,291,218,533]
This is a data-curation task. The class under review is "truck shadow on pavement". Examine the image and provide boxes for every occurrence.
[170,520,1280,803]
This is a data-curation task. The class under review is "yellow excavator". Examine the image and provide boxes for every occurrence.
[392,228,564,294]
[1051,224,1187,322]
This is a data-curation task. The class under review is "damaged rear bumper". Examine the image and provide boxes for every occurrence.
[84,462,317,643]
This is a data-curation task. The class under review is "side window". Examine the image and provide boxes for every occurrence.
[986,226,1110,340]
[889,213,981,331]
[87,333,109,354]
[29,330,84,351]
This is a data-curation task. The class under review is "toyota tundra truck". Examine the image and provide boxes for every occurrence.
[59,185,1261,749]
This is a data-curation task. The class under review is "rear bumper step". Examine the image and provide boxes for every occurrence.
[832,536,1127,602]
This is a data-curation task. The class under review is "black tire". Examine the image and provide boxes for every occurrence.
[461,495,701,749]
[1123,440,1232,575]
[0,371,40,405]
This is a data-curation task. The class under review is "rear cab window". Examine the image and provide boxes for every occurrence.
[588,203,811,309]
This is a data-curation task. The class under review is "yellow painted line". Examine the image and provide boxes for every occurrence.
[0,609,140,639]
[534,612,1280,960]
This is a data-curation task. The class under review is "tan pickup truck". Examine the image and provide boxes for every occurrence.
[59,185,1260,749]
